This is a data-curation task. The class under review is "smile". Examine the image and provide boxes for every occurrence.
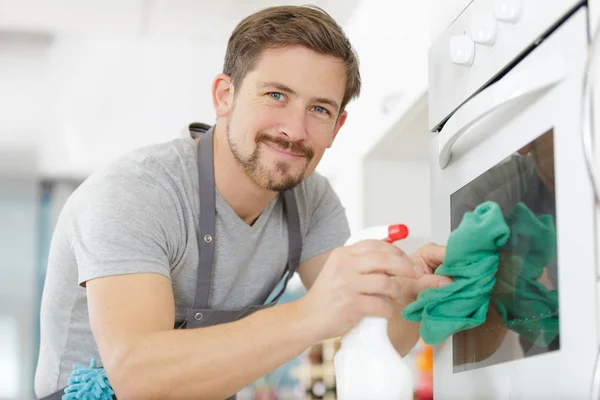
[262,142,306,159]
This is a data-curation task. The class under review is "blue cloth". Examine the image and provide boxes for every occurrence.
[62,358,114,400]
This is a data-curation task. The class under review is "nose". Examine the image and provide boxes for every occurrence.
[279,109,308,142]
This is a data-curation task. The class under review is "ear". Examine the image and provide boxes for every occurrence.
[328,110,348,148]
[212,73,234,118]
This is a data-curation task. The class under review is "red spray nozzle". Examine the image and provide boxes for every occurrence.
[384,224,409,243]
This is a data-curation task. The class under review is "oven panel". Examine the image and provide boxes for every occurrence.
[430,8,597,399]
[429,0,585,131]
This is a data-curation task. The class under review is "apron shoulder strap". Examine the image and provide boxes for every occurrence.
[283,189,302,273]
[194,125,217,310]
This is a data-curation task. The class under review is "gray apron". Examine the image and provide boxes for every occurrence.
[41,125,303,400]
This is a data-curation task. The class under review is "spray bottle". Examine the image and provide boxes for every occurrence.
[334,224,415,400]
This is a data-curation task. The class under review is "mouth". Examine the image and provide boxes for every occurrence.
[262,142,307,159]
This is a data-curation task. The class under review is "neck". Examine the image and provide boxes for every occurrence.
[209,121,277,225]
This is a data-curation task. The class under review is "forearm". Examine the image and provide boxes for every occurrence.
[108,300,318,400]
[387,301,420,357]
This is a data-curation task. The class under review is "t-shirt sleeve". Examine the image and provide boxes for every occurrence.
[298,172,351,263]
[64,172,179,286]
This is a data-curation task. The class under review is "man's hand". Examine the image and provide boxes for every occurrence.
[298,240,451,343]
[389,242,451,356]
[398,242,452,306]
[410,242,446,275]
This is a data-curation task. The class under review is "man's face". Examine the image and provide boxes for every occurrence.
[224,45,347,192]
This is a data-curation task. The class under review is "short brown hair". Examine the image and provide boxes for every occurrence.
[223,5,361,112]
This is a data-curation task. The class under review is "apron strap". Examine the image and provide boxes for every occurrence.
[193,126,217,309]
[284,189,303,271]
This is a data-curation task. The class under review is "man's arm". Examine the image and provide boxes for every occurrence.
[70,175,308,399]
[88,273,318,400]
[91,240,421,400]
[296,250,332,289]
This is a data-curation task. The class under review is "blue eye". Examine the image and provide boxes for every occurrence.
[269,92,284,101]
[312,106,329,115]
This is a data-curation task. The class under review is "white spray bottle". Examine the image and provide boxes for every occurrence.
[334,224,415,400]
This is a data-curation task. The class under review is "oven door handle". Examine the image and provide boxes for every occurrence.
[438,61,565,169]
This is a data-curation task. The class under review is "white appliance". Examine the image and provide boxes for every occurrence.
[429,0,598,398]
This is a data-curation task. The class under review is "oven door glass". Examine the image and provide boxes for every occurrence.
[451,128,559,372]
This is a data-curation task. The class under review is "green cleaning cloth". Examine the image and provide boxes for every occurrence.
[492,203,558,348]
[402,200,559,348]
[401,201,510,345]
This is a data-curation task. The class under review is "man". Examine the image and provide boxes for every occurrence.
[35,5,450,399]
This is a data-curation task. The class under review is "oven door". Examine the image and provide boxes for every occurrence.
[430,8,597,399]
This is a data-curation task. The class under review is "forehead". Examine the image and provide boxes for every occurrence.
[243,45,346,103]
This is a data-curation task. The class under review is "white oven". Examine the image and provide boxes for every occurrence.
[428,0,597,398]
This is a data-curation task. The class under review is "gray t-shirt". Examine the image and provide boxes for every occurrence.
[35,137,350,397]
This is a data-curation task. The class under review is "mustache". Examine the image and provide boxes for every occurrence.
[256,132,314,160]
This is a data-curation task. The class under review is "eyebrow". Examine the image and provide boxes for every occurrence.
[259,81,340,112]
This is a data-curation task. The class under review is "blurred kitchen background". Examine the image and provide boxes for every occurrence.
[0,0,447,398]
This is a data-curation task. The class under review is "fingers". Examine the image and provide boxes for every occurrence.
[422,264,434,275]
[353,251,422,279]
[350,239,405,256]
[355,273,400,300]
[415,243,446,270]
[400,274,453,298]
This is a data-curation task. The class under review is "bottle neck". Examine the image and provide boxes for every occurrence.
[342,316,390,346]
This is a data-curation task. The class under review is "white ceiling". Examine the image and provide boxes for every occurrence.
[0,0,360,38]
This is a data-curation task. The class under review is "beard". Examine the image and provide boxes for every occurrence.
[227,119,315,193]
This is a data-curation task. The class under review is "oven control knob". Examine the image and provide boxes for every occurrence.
[449,35,475,66]
[470,12,498,46]
[493,0,521,23]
